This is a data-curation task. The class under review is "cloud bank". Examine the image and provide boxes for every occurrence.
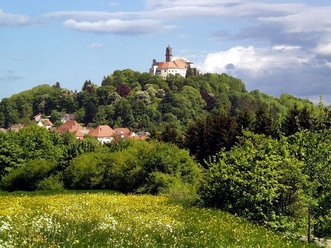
[63,18,173,35]
[0,10,30,26]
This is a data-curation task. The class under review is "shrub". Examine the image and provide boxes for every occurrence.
[105,141,203,196]
[1,159,57,191]
[36,173,64,191]
[148,172,199,204]
[64,153,110,189]
[200,132,306,231]
[63,140,202,199]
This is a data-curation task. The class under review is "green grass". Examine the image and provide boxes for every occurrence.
[0,191,317,247]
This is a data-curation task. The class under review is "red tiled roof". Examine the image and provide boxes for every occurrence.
[130,135,147,140]
[57,120,82,134]
[114,128,131,138]
[75,129,85,139]
[157,59,187,70]
[41,119,53,126]
[89,125,115,138]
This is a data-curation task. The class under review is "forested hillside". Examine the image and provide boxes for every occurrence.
[1,70,330,240]
[1,70,330,161]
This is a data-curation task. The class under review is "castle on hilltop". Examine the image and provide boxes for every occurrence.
[150,46,198,79]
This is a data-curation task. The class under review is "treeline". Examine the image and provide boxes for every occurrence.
[0,127,201,196]
[0,70,330,162]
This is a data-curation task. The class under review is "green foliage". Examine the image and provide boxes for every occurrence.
[185,114,239,164]
[0,132,23,176]
[64,153,110,189]
[17,126,64,162]
[1,159,57,191]
[288,130,331,238]
[201,132,306,231]
[0,70,324,144]
[63,140,202,198]
[105,141,202,195]
[0,126,65,177]
[36,173,64,191]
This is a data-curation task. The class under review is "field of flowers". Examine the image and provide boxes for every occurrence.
[0,191,316,248]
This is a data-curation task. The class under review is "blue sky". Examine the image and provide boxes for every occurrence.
[1,0,331,103]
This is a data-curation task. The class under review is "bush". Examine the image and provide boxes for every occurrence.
[149,172,199,204]
[200,132,306,231]
[36,173,64,191]
[1,159,57,191]
[64,152,110,189]
[63,140,202,200]
[104,141,202,196]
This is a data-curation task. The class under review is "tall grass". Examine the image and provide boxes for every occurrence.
[0,191,316,247]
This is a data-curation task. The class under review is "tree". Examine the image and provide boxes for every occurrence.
[17,126,64,162]
[64,152,109,189]
[282,104,301,136]
[200,132,306,231]
[84,101,98,124]
[185,114,238,165]
[254,104,278,137]
[116,84,131,97]
[0,98,19,128]
[288,130,331,240]
[0,132,23,177]
[1,159,57,191]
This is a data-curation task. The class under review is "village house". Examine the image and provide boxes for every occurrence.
[56,120,85,140]
[133,131,151,140]
[8,124,25,132]
[114,127,135,139]
[33,113,54,129]
[89,125,116,144]
[37,119,54,130]
[61,113,76,123]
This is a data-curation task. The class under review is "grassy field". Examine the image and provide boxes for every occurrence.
[0,191,316,248]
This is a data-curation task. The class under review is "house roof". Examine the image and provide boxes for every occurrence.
[157,59,187,70]
[9,124,25,131]
[41,119,53,126]
[89,125,115,138]
[62,113,76,121]
[130,135,148,140]
[114,127,131,138]
[75,129,85,138]
[57,120,82,134]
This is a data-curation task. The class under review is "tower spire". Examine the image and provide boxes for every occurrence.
[165,45,173,62]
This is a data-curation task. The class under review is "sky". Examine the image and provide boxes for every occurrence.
[1,0,331,103]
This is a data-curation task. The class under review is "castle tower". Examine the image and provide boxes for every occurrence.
[165,45,173,62]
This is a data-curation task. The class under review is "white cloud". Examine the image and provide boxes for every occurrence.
[272,45,301,51]
[260,7,331,33]
[315,42,331,56]
[202,45,312,75]
[44,11,128,21]
[63,18,173,35]
[201,45,331,103]
[144,0,303,19]
[46,1,302,22]
[0,10,29,26]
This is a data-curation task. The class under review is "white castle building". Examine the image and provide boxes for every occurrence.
[150,46,198,79]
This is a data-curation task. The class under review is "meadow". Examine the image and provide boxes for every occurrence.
[0,191,316,248]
